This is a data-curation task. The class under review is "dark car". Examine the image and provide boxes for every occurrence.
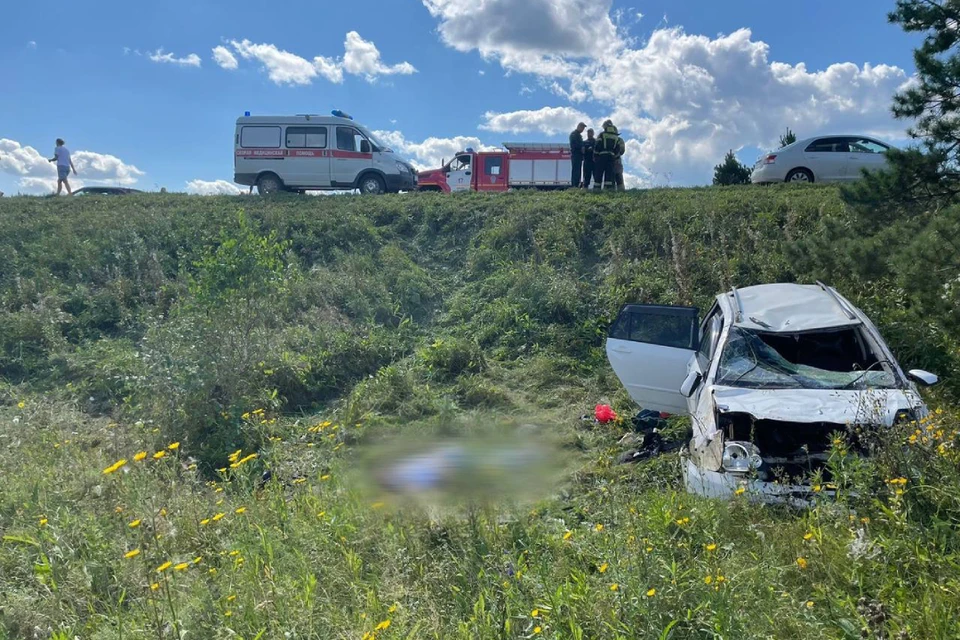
[73,187,143,196]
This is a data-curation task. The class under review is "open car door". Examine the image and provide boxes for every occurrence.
[606,304,699,415]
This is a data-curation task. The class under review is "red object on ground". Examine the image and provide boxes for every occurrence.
[595,404,618,424]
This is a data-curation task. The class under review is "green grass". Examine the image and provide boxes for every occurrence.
[1,187,959,638]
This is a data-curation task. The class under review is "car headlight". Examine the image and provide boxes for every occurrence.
[722,441,763,473]
[396,162,411,173]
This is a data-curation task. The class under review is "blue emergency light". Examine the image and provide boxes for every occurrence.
[332,109,353,120]
[465,147,475,153]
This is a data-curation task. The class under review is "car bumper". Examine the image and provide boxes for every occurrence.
[750,165,784,184]
[234,173,257,187]
[386,172,417,192]
[683,459,834,508]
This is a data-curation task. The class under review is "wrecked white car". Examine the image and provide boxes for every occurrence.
[606,283,939,503]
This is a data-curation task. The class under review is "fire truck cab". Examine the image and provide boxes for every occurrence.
[418,143,572,193]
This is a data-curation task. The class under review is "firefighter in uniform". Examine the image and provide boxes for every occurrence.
[594,120,624,190]
[569,122,586,187]
[582,128,596,189]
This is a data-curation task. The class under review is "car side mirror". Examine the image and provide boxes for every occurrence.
[680,371,702,398]
[908,369,939,386]
[360,140,371,154]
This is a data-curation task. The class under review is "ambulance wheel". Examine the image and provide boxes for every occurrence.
[256,174,283,195]
[359,174,385,195]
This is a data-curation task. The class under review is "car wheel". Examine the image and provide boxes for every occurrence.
[359,174,385,195]
[256,174,282,195]
[785,168,814,183]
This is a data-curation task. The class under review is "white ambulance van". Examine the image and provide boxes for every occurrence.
[234,111,417,195]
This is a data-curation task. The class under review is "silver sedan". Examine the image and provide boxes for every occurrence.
[751,135,892,184]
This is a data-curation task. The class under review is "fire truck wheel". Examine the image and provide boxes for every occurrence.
[359,174,385,195]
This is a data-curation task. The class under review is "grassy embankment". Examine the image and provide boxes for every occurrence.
[1,187,959,639]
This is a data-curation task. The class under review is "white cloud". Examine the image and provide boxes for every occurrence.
[229,33,414,86]
[373,130,497,170]
[342,31,416,81]
[27,41,37,49]
[148,48,201,68]
[185,179,244,195]
[212,45,238,70]
[0,138,144,193]
[423,0,911,184]
[230,39,323,85]
[422,0,620,76]
[481,106,593,135]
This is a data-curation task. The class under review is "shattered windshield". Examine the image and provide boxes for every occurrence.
[716,326,898,390]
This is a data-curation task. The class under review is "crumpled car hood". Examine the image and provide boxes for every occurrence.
[710,385,924,426]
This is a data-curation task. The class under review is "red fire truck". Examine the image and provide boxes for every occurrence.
[417,143,572,192]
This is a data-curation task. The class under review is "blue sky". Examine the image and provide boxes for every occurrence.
[1,0,922,193]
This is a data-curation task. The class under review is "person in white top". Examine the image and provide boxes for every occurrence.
[49,138,77,195]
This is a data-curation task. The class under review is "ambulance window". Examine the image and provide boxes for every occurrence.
[485,156,502,176]
[337,127,363,152]
[286,127,327,148]
[240,126,281,148]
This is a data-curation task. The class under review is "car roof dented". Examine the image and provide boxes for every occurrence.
[726,283,861,333]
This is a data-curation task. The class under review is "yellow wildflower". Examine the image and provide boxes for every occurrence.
[103,459,128,475]
[167,442,180,451]
[17,401,25,409]
[156,561,172,573]
[704,575,713,585]
[159,508,167,517]
[734,486,746,496]
[133,451,147,462]
[371,501,385,509]
[224,610,232,617]
[200,519,210,526]
[705,543,717,552]
[533,627,542,635]
[124,548,141,559]
[796,557,808,570]
[293,478,307,484]
[610,583,619,591]
[812,484,822,493]
[375,620,391,632]
[321,474,331,481]
[149,582,160,591]
[212,512,226,522]
[598,562,608,573]
[645,546,653,553]
[228,449,242,463]
[646,588,656,597]
[717,575,726,583]
[531,608,539,617]
[563,531,573,541]
[806,601,814,609]
[235,507,246,514]
[388,604,398,614]
[227,594,237,602]
[229,550,240,556]
[39,517,48,526]
[174,563,189,571]
[152,451,166,460]
[129,519,141,528]
[317,511,326,518]
[594,523,604,532]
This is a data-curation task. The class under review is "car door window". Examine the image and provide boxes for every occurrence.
[337,127,361,151]
[609,305,699,350]
[847,138,889,154]
[485,156,502,175]
[697,308,723,368]
[804,137,849,153]
[450,155,471,171]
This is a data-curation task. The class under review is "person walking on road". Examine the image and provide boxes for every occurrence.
[582,128,596,189]
[49,138,77,195]
[594,120,624,190]
[569,122,586,188]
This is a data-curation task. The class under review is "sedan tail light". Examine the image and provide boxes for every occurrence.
[764,154,778,164]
